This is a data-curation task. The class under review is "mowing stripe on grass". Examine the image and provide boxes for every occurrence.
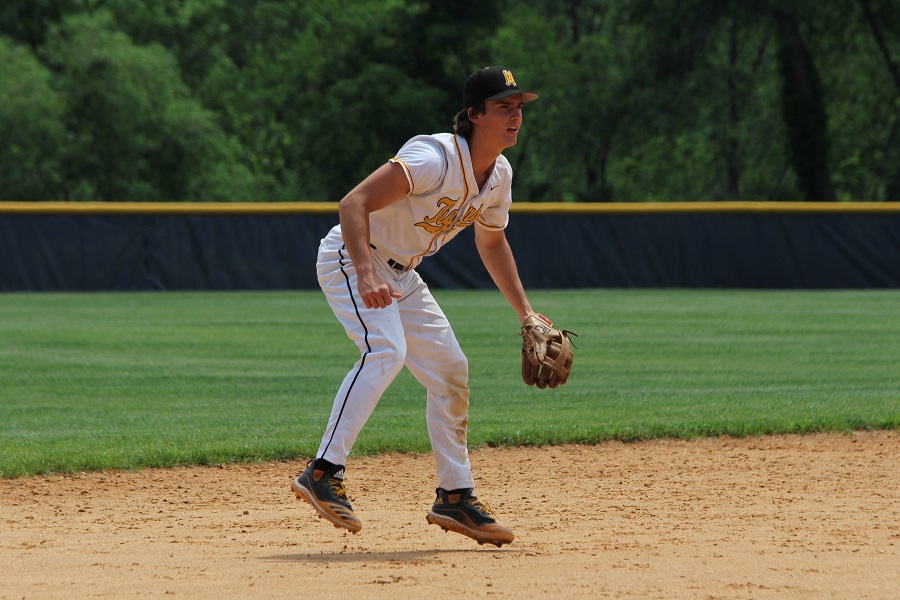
[1,290,897,477]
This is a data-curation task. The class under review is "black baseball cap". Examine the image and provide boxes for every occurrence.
[463,66,539,109]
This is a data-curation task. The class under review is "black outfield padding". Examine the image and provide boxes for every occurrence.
[2,206,898,291]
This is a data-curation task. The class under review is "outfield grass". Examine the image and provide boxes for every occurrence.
[1,289,897,478]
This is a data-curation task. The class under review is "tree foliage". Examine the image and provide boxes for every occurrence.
[0,0,897,201]
[0,36,66,200]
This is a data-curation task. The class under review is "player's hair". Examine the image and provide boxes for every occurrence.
[453,102,486,139]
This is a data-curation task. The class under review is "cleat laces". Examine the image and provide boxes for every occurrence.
[468,497,495,518]
[328,478,348,499]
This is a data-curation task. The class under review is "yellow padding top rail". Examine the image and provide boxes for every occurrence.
[0,202,338,214]
[0,201,899,214]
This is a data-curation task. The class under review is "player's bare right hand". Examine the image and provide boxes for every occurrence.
[358,277,402,309]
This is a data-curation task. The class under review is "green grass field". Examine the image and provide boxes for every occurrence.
[1,289,897,478]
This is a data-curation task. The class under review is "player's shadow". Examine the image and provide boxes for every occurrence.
[261,548,522,563]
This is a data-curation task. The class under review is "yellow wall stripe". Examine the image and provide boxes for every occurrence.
[1,201,899,215]
[507,201,900,214]
[0,202,340,214]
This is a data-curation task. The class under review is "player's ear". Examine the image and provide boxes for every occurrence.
[467,107,481,124]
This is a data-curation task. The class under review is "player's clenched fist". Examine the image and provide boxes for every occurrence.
[359,278,401,309]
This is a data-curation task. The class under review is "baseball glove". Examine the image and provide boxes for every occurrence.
[520,314,576,389]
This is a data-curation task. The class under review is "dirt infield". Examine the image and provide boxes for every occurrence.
[2,431,897,599]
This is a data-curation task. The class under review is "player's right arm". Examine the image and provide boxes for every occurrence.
[338,161,410,309]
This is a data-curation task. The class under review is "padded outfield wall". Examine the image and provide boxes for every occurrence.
[1,202,899,291]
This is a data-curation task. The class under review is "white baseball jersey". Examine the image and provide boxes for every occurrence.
[367,132,513,270]
[314,132,517,491]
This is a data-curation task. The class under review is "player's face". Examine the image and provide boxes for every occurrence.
[479,95,526,149]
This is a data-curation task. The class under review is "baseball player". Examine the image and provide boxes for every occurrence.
[292,66,540,547]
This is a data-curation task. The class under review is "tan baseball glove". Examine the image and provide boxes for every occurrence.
[520,314,576,389]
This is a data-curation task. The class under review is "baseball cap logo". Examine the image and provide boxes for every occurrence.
[503,70,517,86]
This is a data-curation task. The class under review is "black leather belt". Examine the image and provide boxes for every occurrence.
[370,244,407,272]
[388,258,406,272]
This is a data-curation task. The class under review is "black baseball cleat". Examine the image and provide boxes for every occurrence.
[426,487,515,547]
[291,459,362,533]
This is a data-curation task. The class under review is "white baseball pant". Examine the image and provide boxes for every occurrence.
[314,230,474,491]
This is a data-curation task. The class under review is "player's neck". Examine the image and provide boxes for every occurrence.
[467,137,502,191]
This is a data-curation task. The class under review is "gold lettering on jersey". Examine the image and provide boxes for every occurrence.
[415,197,484,234]
[503,70,516,86]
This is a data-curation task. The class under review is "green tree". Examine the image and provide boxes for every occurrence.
[819,0,900,200]
[41,11,253,201]
[491,0,634,201]
[191,0,501,201]
[0,37,67,200]
[495,0,896,202]
[99,0,232,89]
[774,8,836,201]
[0,0,896,203]
[0,0,82,48]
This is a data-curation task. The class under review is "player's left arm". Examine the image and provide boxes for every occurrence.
[474,227,534,324]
